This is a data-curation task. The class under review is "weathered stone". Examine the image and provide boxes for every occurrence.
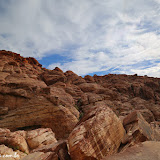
[32,140,71,160]
[26,128,57,150]
[41,69,66,86]
[84,75,95,83]
[103,141,160,160]
[41,86,79,118]
[0,97,78,139]
[21,152,58,160]
[0,128,29,154]
[0,144,26,160]
[0,106,8,115]
[65,71,85,85]
[68,104,125,160]
[123,111,160,145]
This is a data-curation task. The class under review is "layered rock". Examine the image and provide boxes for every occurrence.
[68,104,125,160]
[122,111,160,144]
[32,140,70,160]
[0,97,78,139]
[1,50,160,159]
[26,128,57,150]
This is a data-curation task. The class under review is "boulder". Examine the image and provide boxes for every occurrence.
[68,104,125,160]
[0,128,29,153]
[123,111,160,145]
[0,144,26,160]
[26,128,57,150]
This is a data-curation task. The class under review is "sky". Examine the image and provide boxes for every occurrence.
[0,0,160,77]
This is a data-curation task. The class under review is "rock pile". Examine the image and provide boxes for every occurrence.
[0,50,160,160]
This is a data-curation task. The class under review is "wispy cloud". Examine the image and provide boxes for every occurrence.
[0,0,160,77]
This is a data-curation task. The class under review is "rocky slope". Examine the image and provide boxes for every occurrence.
[0,50,160,160]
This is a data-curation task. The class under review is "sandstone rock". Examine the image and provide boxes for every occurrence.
[1,50,160,160]
[0,144,25,160]
[52,82,66,88]
[26,128,57,150]
[41,86,79,118]
[103,141,160,160]
[138,109,155,123]
[0,129,29,153]
[68,104,125,160]
[21,152,58,160]
[84,75,95,83]
[65,85,83,100]
[65,70,85,85]
[5,73,47,92]
[78,83,104,93]
[32,140,70,160]
[0,106,8,115]
[41,69,66,86]
[0,94,28,110]
[0,97,78,139]
[86,93,103,104]
[123,111,160,145]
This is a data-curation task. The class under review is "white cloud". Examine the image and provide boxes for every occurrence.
[0,0,160,77]
[131,63,160,77]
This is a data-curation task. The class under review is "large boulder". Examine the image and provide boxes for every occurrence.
[68,104,125,160]
[122,111,160,146]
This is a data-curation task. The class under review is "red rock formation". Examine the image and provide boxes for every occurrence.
[68,104,125,160]
[123,111,160,143]
[1,50,160,159]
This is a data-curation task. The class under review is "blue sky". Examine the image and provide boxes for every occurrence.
[0,0,160,77]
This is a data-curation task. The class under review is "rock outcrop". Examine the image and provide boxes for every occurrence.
[0,97,78,139]
[123,111,160,143]
[68,104,125,160]
[0,50,160,160]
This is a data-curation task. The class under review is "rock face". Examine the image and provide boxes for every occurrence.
[68,104,125,160]
[1,50,160,159]
[0,98,78,139]
[103,141,160,160]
